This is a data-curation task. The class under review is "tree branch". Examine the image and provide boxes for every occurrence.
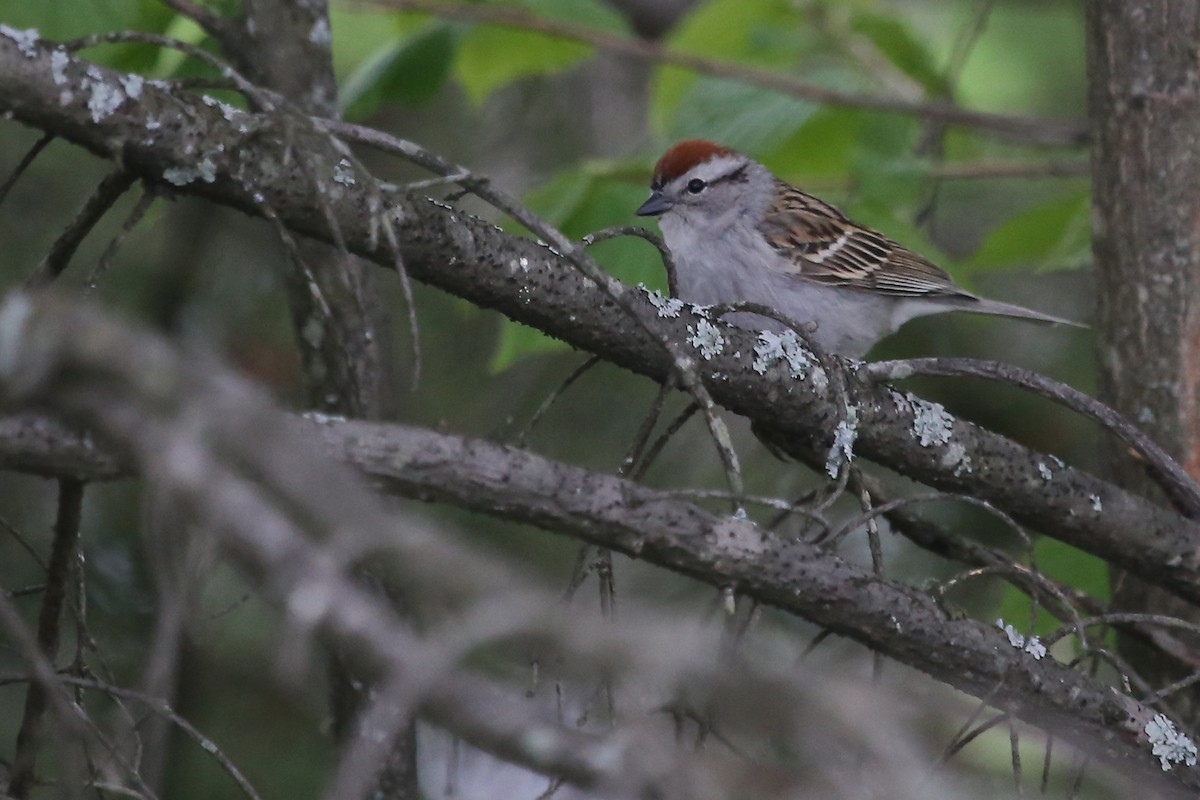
[0,292,1194,794]
[7,478,85,799]
[0,36,1198,608]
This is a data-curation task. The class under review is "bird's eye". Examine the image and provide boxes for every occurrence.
[686,178,707,194]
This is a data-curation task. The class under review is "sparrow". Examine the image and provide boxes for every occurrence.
[636,139,1080,357]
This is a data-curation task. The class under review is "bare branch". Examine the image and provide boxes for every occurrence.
[0,131,52,206]
[8,479,85,798]
[25,169,136,288]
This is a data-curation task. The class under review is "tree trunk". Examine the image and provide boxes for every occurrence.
[1087,2,1200,719]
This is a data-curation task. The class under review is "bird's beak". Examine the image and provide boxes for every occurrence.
[636,190,671,217]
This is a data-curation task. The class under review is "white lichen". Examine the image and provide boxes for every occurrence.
[1090,494,1102,512]
[1146,713,1198,771]
[0,294,34,379]
[195,151,218,183]
[163,166,198,186]
[1,25,39,58]
[303,410,348,425]
[120,73,144,99]
[942,441,973,476]
[640,285,684,319]
[687,318,724,360]
[163,153,219,187]
[995,619,1046,660]
[308,17,332,45]
[825,406,859,478]
[87,81,124,123]
[1037,462,1053,481]
[911,399,953,447]
[1023,636,1046,660]
[752,329,813,380]
[50,49,69,85]
[333,158,356,186]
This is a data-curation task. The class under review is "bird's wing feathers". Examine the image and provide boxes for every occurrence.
[759,181,971,299]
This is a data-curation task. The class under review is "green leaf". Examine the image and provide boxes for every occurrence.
[331,8,433,80]
[454,0,626,105]
[667,78,820,155]
[850,9,948,96]
[144,12,212,78]
[1,0,168,41]
[521,168,595,227]
[520,0,627,30]
[341,23,458,118]
[952,2,1085,116]
[651,0,807,134]
[967,189,1091,273]
[761,108,864,180]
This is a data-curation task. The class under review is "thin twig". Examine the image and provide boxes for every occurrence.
[26,170,136,288]
[85,186,158,290]
[3,673,263,800]
[158,0,231,42]
[939,710,1008,765]
[515,356,602,448]
[1010,721,1024,797]
[583,226,677,296]
[944,0,999,85]
[925,159,1090,179]
[618,382,671,476]
[8,479,85,799]
[366,0,1088,146]
[632,402,699,481]
[0,132,53,207]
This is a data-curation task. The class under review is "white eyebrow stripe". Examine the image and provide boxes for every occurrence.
[808,232,849,263]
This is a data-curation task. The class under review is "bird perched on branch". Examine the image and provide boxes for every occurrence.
[636,139,1081,357]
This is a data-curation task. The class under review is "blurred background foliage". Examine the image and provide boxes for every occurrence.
[0,0,1108,796]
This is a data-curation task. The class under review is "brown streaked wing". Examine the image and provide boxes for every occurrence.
[759,182,971,299]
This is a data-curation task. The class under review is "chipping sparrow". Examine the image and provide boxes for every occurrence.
[636,139,1081,357]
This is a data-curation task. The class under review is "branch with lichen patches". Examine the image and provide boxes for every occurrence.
[1,34,1198,609]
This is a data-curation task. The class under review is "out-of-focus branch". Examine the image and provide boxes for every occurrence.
[1,39,1198,604]
[0,293,1191,793]
[6,479,85,799]
[366,0,1088,147]
[0,293,884,799]
[206,0,401,793]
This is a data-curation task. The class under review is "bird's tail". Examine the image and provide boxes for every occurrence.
[961,296,1087,329]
